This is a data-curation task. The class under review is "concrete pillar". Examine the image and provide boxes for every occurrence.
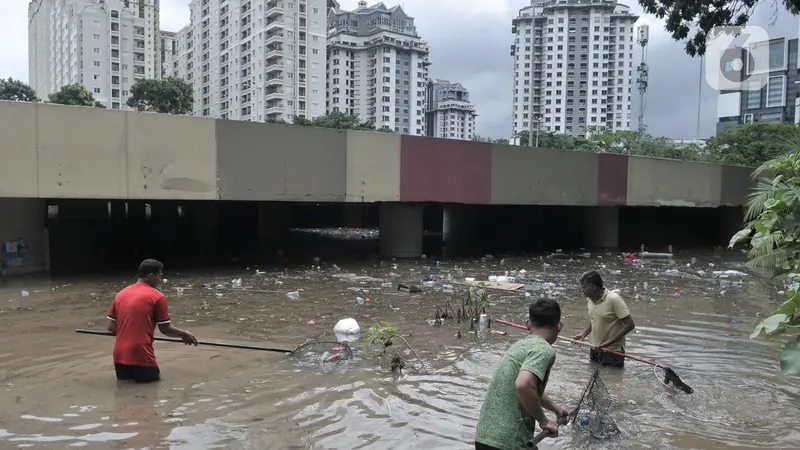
[342,203,364,228]
[443,204,479,248]
[583,206,619,249]
[258,202,292,251]
[193,201,219,261]
[379,203,423,258]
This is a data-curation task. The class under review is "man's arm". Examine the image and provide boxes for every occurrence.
[154,295,198,345]
[541,395,569,424]
[515,371,549,424]
[157,322,197,343]
[573,323,591,341]
[600,315,635,348]
[107,300,117,334]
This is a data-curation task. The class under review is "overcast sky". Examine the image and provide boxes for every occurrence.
[2,0,797,139]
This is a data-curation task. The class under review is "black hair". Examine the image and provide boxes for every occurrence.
[579,270,603,288]
[528,298,561,328]
[137,259,164,278]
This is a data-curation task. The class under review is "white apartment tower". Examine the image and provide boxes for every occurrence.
[327,1,431,135]
[510,0,638,138]
[425,79,477,140]
[175,0,328,121]
[28,0,161,109]
[160,30,178,77]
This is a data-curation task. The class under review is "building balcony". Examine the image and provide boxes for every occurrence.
[265,32,284,46]
[265,88,283,100]
[265,19,283,33]
[266,46,283,59]
[266,61,283,74]
[266,1,284,18]
[266,103,283,114]
[265,76,284,86]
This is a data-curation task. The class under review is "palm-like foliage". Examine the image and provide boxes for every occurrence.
[733,137,800,274]
[731,134,800,375]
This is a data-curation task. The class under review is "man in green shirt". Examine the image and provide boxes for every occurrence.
[475,298,568,450]
[572,271,636,368]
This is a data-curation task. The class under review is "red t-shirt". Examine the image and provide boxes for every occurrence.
[107,282,171,367]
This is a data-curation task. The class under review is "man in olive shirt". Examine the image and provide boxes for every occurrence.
[573,271,635,368]
[475,298,568,450]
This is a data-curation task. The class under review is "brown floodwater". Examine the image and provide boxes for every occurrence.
[0,249,798,449]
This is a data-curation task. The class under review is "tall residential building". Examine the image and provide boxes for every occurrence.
[716,37,799,133]
[160,30,178,78]
[27,0,161,109]
[326,1,431,135]
[174,0,328,122]
[510,0,638,138]
[424,79,477,140]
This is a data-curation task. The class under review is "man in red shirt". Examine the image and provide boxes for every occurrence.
[107,259,197,382]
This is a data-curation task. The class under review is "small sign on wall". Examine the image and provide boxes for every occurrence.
[1,238,28,270]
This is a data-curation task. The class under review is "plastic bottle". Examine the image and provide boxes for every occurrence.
[286,291,300,299]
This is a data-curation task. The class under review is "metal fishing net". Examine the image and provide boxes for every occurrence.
[289,340,354,364]
[570,368,620,440]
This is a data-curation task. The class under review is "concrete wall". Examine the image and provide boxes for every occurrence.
[126,112,217,199]
[0,101,754,207]
[345,131,400,202]
[0,198,47,274]
[626,157,723,207]
[216,120,347,201]
[491,144,597,205]
[0,102,37,197]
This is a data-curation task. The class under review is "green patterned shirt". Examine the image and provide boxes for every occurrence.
[475,335,556,449]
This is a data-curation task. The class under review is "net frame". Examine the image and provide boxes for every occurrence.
[570,368,620,440]
[290,340,354,362]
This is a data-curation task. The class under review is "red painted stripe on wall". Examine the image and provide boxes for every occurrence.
[597,152,628,206]
[399,136,492,204]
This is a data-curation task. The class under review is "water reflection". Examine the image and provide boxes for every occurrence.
[0,250,798,449]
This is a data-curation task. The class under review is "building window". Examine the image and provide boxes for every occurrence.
[768,39,785,71]
[93,47,100,53]
[93,87,101,94]
[760,111,782,123]
[766,75,785,107]
[746,81,761,109]
[94,60,101,67]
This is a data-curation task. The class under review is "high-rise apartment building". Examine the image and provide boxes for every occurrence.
[510,0,638,138]
[424,79,477,140]
[174,0,328,121]
[160,30,178,78]
[716,37,799,133]
[28,0,161,109]
[326,1,431,135]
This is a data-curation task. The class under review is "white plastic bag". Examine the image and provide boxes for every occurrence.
[334,318,360,335]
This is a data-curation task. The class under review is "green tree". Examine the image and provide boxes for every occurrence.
[0,78,39,102]
[730,147,800,374]
[48,84,105,108]
[640,0,800,56]
[293,111,393,132]
[705,123,800,167]
[126,77,193,114]
[472,135,510,144]
[514,130,579,149]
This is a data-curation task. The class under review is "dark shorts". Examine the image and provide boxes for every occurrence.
[475,443,501,450]
[114,363,161,383]
[590,348,625,368]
